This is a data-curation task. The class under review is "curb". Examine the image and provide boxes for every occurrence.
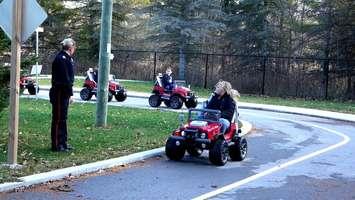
[0,121,253,193]
[0,147,163,193]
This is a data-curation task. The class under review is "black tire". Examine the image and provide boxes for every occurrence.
[80,88,92,101]
[115,92,127,102]
[163,100,171,107]
[170,95,183,109]
[148,94,161,107]
[20,85,25,94]
[209,139,229,166]
[27,86,36,95]
[165,138,185,161]
[187,147,202,157]
[185,98,198,108]
[229,137,248,161]
[108,92,113,102]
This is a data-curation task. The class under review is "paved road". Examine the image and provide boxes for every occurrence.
[1,108,354,200]
[21,89,194,111]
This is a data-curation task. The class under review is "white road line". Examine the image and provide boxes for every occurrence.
[192,114,351,200]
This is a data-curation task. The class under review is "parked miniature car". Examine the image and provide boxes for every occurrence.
[20,76,39,95]
[148,74,198,109]
[79,74,127,102]
[165,107,247,166]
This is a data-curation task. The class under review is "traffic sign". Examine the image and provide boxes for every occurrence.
[0,0,47,42]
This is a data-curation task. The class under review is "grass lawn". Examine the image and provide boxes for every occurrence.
[0,99,180,183]
[38,79,83,88]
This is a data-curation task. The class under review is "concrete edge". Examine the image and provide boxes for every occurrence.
[239,120,252,137]
[0,120,254,193]
[0,147,163,193]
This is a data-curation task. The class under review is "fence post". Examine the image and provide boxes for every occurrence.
[324,58,329,99]
[204,54,209,89]
[153,51,157,80]
[261,57,267,95]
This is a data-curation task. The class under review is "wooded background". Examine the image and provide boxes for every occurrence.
[0,0,354,99]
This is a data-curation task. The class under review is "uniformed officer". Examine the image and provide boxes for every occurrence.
[49,38,76,152]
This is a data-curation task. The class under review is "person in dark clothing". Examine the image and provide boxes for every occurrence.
[86,67,98,84]
[93,68,98,83]
[161,67,175,91]
[49,38,76,152]
[206,81,237,134]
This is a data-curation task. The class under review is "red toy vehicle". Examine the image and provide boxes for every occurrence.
[148,74,198,109]
[19,76,39,95]
[79,74,127,102]
[165,107,247,166]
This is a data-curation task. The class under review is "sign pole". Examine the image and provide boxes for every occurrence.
[35,28,39,99]
[8,0,22,165]
[34,27,43,99]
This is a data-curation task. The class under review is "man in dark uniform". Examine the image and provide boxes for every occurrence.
[49,38,76,152]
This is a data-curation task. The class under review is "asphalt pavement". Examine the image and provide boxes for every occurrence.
[1,108,355,200]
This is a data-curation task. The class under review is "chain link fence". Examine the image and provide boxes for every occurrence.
[1,48,354,100]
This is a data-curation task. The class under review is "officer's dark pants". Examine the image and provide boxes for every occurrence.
[50,87,70,151]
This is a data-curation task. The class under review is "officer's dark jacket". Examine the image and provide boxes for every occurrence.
[161,73,173,88]
[206,92,236,122]
[51,51,74,96]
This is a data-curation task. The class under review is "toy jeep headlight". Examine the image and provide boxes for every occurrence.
[181,131,186,137]
[200,133,206,139]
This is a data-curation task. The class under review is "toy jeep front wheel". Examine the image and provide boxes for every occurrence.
[170,95,183,109]
[115,92,127,102]
[229,137,248,161]
[149,94,161,107]
[27,86,38,95]
[108,92,113,102]
[185,98,197,108]
[165,137,185,161]
[209,139,229,166]
[80,88,92,101]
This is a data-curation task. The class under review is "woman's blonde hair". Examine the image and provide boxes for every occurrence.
[215,80,240,98]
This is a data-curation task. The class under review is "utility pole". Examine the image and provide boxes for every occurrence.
[96,0,113,127]
[8,0,22,166]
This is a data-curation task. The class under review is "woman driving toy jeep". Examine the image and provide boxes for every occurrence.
[206,80,239,134]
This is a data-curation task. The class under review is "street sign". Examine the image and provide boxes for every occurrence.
[0,0,47,42]
[30,64,42,75]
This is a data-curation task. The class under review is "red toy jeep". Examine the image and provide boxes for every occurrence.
[148,74,198,109]
[79,74,127,102]
[165,108,247,166]
[20,76,39,95]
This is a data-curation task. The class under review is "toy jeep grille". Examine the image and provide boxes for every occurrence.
[185,129,198,139]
